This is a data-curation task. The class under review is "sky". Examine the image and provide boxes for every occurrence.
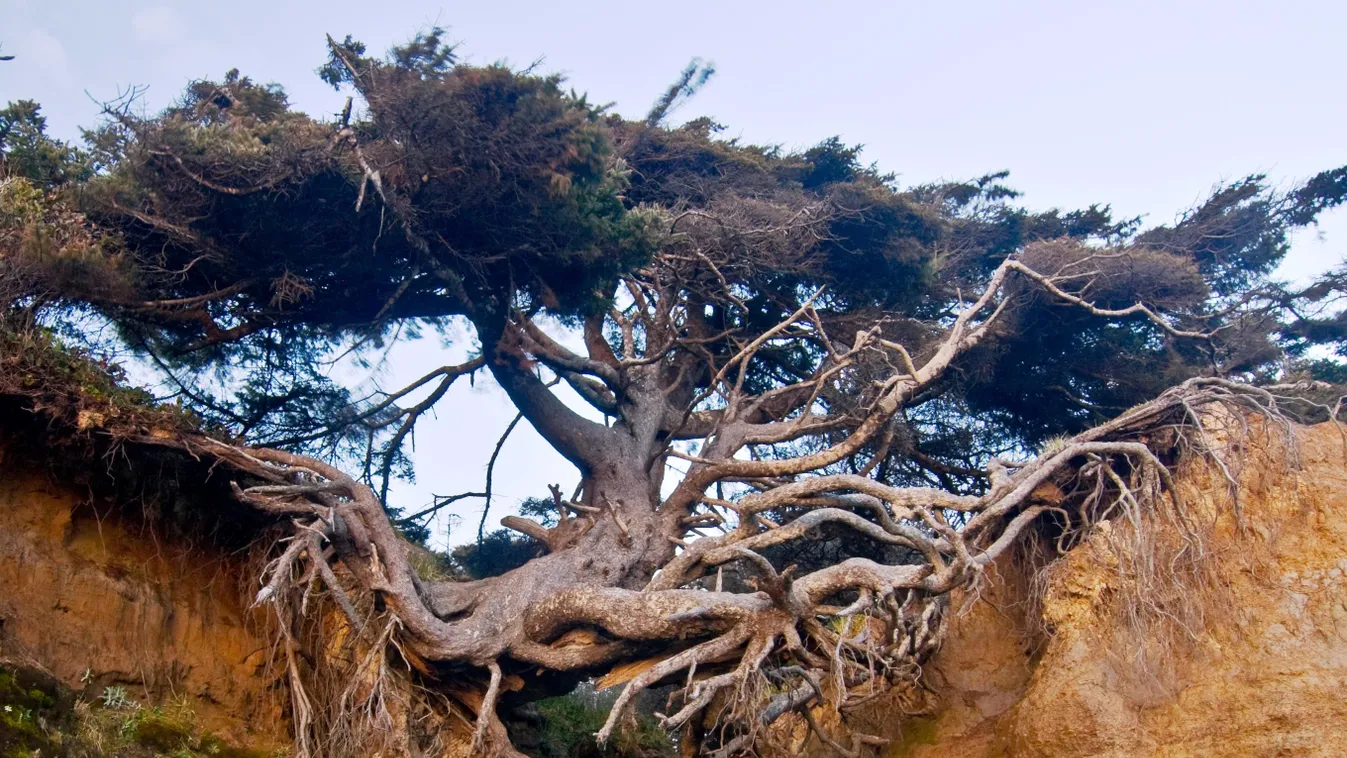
[3,0,1345,546]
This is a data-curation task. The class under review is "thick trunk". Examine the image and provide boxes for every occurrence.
[419,458,671,666]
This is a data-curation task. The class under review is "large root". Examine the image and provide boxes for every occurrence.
[127,376,1320,756]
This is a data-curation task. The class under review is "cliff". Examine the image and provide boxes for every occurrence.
[859,418,1347,757]
[0,397,290,756]
[2,349,1346,757]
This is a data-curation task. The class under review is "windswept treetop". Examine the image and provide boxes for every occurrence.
[10,32,1343,475]
[81,40,655,334]
[3,27,1347,757]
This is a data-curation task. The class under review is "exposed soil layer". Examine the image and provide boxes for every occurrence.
[856,420,1347,757]
[4,408,1346,757]
[0,416,288,753]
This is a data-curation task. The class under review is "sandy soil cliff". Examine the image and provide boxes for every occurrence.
[872,420,1347,757]
[3,419,1346,757]
[0,436,288,753]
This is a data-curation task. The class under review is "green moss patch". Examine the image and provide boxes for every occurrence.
[0,665,74,757]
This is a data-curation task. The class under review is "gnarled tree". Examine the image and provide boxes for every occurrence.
[5,28,1347,757]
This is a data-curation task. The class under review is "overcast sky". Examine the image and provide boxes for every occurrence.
[4,0,1344,545]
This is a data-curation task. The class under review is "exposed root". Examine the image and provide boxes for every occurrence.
[628,378,1317,754]
[127,373,1326,757]
[471,661,503,755]
[1018,378,1317,696]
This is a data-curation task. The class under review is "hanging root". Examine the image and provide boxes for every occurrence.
[229,456,462,757]
[1021,376,1318,692]
[598,627,756,745]
[471,661,503,755]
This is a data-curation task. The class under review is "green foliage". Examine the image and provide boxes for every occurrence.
[317,35,369,88]
[451,529,545,579]
[1289,166,1347,226]
[4,26,1345,522]
[37,37,660,502]
[645,57,716,127]
[0,319,200,436]
[951,241,1211,444]
[0,100,90,188]
[798,135,871,189]
[386,26,459,80]
[1280,264,1347,357]
[0,173,135,318]
[81,33,656,348]
[516,689,674,758]
[0,101,129,322]
[443,496,564,576]
[1136,175,1301,294]
[1303,358,1347,384]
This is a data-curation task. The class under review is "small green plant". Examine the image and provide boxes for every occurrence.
[99,685,137,710]
[0,665,66,756]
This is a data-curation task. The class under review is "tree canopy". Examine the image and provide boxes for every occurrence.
[3,27,1347,757]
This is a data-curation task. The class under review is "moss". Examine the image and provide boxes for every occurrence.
[131,711,195,751]
[109,704,278,757]
[0,665,73,757]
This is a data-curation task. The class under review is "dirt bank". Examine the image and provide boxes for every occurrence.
[4,407,1346,757]
[0,418,289,754]
[877,420,1347,757]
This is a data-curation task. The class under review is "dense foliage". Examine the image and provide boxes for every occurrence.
[3,34,1344,511]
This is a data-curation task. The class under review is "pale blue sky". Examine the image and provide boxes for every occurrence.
[3,0,1344,545]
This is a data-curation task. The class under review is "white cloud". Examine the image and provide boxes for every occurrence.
[19,28,72,84]
[22,29,67,68]
[132,6,188,46]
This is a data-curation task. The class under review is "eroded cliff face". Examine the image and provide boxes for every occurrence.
[875,420,1347,757]
[0,437,289,753]
[4,416,1347,757]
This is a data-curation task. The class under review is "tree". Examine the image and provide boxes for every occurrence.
[7,28,1347,756]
